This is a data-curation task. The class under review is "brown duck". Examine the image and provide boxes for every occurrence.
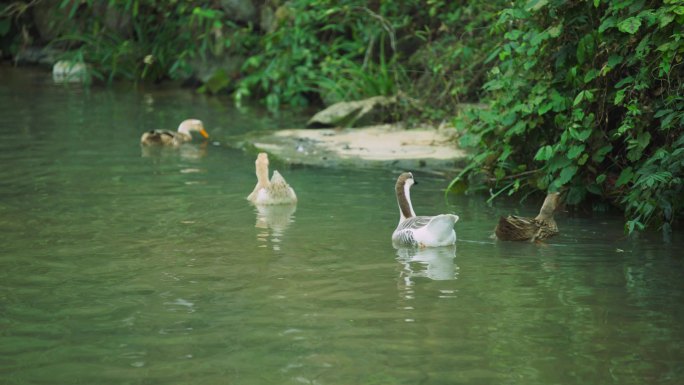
[495,192,561,242]
[140,119,209,146]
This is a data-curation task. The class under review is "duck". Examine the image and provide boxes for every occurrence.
[247,152,297,205]
[392,172,459,248]
[140,119,209,146]
[494,192,561,242]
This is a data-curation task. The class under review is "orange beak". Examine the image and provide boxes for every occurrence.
[199,128,209,139]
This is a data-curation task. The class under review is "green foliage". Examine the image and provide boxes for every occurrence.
[4,0,255,84]
[234,1,405,110]
[453,0,684,232]
[235,0,504,113]
[404,1,505,117]
[3,1,502,114]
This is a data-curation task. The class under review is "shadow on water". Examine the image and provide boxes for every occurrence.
[140,141,211,161]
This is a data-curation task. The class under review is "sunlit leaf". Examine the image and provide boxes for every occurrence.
[572,128,592,142]
[567,144,585,159]
[618,17,642,34]
[615,76,634,88]
[583,69,598,83]
[535,145,554,161]
[525,0,549,12]
[637,131,651,149]
[556,165,578,186]
[616,167,634,186]
[659,13,675,27]
[596,174,607,184]
[576,34,595,64]
[538,102,554,115]
[598,16,617,33]
[578,153,589,165]
[548,24,562,38]
[607,55,623,68]
[592,144,613,163]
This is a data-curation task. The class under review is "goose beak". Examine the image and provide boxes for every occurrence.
[199,128,210,139]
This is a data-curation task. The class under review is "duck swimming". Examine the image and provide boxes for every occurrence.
[392,172,459,248]
[247,152,297,205]
[494,192,561,242]
[140,119,209,146]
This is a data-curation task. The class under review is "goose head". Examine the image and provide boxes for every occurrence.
[177,119,209,139]
[395,172,417,221]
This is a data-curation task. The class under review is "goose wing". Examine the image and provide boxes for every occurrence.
[392,216,432,247]
[398,215,458,231]
[424,214,459,234]
[396,216,433,231]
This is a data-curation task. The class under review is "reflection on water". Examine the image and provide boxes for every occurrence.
[396,245,459,282]
[254,203,297,250]
[140,141,210,160]
[1,65,683,385]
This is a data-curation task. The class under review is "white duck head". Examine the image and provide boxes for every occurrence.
[177,119,209,139]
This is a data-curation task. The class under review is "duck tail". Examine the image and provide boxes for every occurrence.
[141,131,157,144]
[270,170,288,185]
[495,216,512,239]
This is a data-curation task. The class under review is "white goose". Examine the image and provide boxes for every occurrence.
[392,172,459,248]
[140,119,209,146]
[247,152,297,205]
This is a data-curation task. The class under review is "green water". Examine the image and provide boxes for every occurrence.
[1,66,683,385]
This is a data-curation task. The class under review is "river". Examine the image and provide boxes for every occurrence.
[1,64,682,385]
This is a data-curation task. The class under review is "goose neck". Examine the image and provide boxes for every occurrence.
[396,180,416,221]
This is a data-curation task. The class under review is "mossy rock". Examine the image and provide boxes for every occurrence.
[306,95,398,128]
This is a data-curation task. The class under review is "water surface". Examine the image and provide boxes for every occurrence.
[1,65,683,385]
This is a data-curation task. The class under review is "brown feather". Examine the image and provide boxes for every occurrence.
[494,193,561,242]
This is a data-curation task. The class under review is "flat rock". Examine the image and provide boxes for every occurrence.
[240,124,467,173]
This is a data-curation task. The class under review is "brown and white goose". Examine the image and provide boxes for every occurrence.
[247,152,297,205]
[392,172,459,248]
[140,119,209,146]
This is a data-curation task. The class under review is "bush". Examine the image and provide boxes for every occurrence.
[452,0,683,232]
[1,0,254,84]
[234,1,406,110]
[235,0,504,113]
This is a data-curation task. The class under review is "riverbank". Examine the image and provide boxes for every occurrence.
[233,123,467,175]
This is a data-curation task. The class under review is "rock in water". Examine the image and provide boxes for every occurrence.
[53,60,90,83]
